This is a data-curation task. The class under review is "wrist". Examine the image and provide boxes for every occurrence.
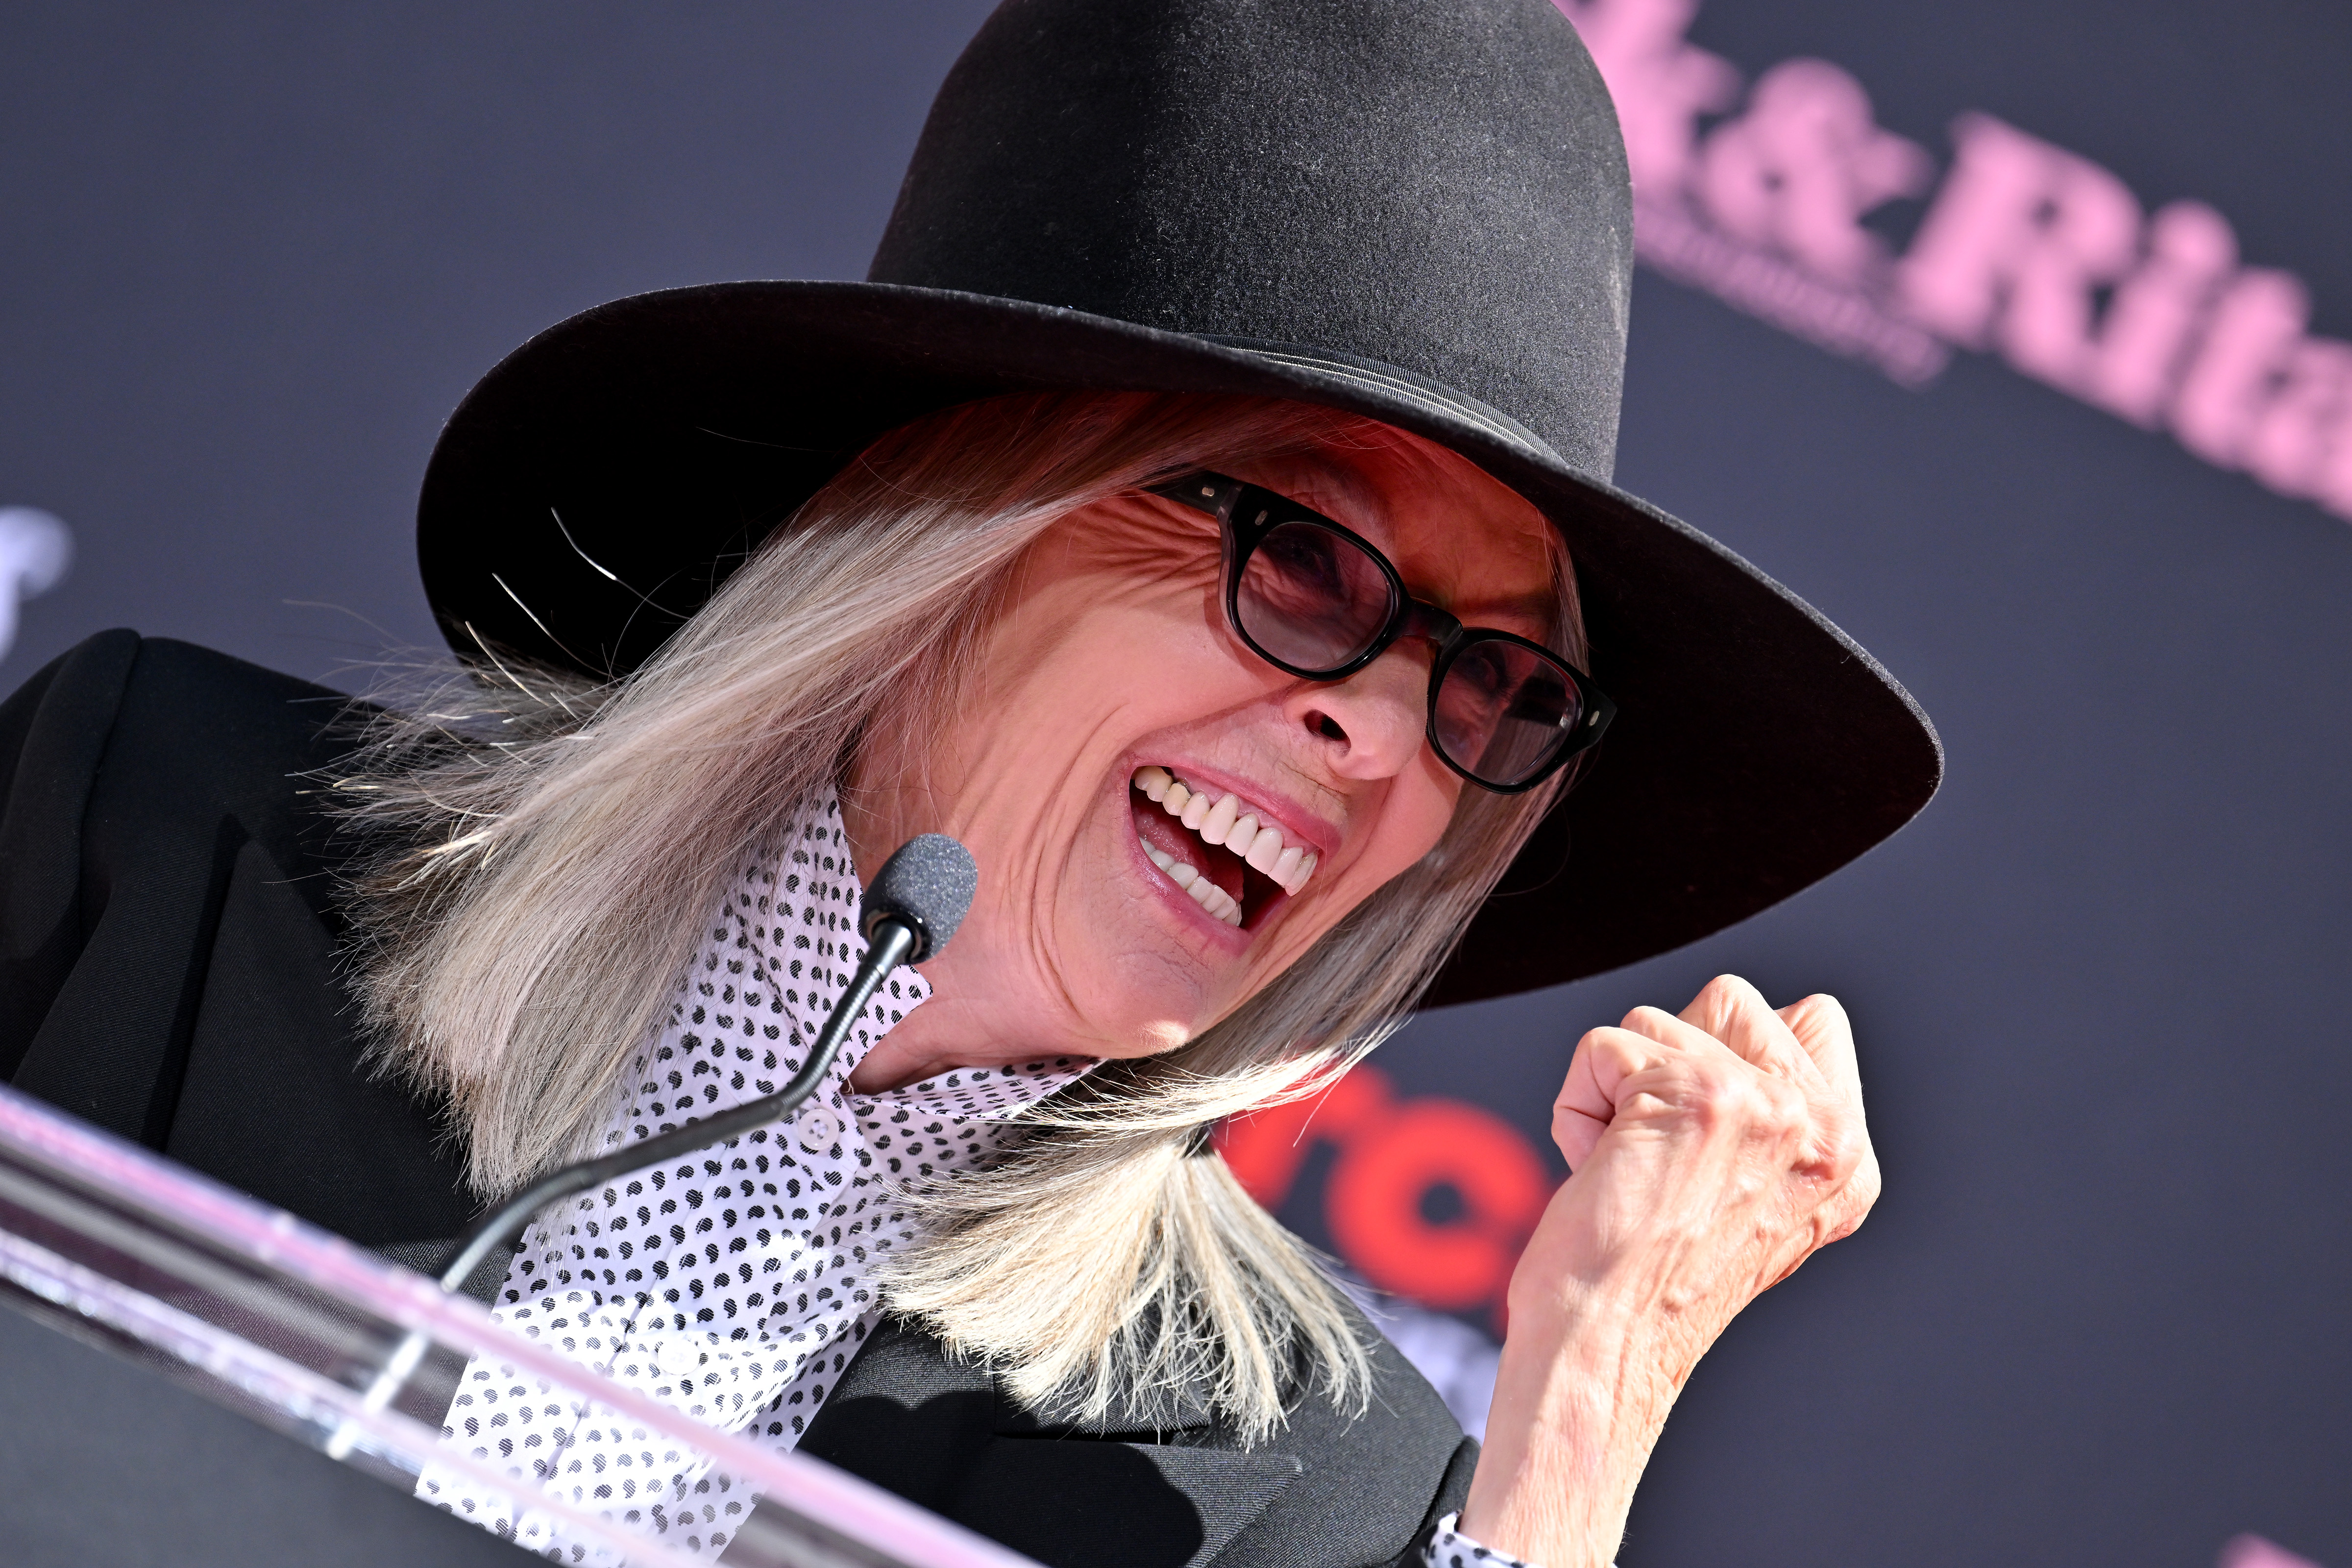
[1458,1292,1679,1568]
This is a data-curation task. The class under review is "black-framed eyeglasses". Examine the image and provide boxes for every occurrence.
[1149,471,1615,793]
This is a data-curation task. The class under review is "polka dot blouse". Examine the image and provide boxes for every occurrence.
[416,791,1538,1568]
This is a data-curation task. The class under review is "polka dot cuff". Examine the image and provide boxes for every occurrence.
[1427,1512,1542,1568]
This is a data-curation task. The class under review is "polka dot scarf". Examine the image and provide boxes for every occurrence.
[416,792,1090,1561]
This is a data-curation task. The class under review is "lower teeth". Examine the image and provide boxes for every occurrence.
[1144,844,1241,925]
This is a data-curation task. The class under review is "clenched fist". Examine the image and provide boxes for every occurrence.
[1460,976,1880,1568]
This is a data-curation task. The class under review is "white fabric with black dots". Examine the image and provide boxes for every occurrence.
[416,791,1088,1562]
[1428,1513,1538,1568]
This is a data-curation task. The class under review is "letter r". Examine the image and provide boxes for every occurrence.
[1897,113,2140,392]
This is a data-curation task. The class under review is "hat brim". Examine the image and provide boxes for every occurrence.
[417,280,1941,1006]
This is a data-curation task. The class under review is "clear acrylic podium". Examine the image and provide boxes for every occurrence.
[0,1080,1040,1568]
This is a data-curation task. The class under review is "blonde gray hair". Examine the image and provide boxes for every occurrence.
[336,391,1585,1443]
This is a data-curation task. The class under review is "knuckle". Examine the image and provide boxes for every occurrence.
[1789,991,1847,1029]
[1762,1076,1807,1125]
[1736,1076,1807,1144]
[1684,1058,1742,1107]
[1577,1025,1642,1068]
[1817,1119,1871,1181]
[1830,1161,1884,1241]
[1692,973,1760,1022]
[1851,1154,1885,1210]
[1687,1066,1800,1141]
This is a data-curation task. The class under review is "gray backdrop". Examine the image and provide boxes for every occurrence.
[1,4,2344,1568]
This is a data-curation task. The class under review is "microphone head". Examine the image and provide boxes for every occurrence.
[860,833,979,963]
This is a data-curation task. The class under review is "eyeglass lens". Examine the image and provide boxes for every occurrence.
[1233,519,1584,788]
[1434,638,1579,787]
[1234,521,1396,669]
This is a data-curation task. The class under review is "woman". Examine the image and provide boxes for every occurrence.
[0,3,1938,1567]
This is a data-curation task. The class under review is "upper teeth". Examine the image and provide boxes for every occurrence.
[1130,765,1319,926]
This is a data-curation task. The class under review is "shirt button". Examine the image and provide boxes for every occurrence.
[796,1105,843,1151]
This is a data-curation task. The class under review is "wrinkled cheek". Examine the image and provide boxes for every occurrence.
[1052,829,1211,1037]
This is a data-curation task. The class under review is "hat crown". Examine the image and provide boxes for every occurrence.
[868,0,1634,482]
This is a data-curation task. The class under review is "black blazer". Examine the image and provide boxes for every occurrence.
[0,631,1477,1568]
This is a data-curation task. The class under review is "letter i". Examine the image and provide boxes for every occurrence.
[2172,268,2311,468]
[2081,201,2239,428]
[2315,404,2352,522]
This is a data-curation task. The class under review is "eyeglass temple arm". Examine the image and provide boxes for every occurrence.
[1147,472,1247,524]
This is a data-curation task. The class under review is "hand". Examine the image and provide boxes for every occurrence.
[1458,975,1880,1568]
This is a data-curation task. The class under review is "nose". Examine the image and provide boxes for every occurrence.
[1287,645,1429,780]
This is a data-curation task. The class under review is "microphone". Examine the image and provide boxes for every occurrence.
[327,833,977,1455]
[435,832,977,1293]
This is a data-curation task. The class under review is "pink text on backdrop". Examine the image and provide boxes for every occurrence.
[1555,0,2352,523]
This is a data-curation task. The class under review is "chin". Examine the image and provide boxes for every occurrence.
[1042,897,1228,1060]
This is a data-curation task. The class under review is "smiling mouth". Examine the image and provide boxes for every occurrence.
[1129,765,1320,930]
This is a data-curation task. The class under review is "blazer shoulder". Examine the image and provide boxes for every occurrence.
[3,630,362,808]
[32,634,371,863]
[105,632,363,783]
[0,628,142,798]
[1216,1296,1473,1568]
[0,630,369,1067]
[1,634,475,1240]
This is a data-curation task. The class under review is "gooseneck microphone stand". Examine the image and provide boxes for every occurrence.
[326,832,979,1459]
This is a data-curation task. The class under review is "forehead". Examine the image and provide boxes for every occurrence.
[1230,427,1560,618]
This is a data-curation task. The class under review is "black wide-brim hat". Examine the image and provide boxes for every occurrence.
[416,0,1940,1008]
